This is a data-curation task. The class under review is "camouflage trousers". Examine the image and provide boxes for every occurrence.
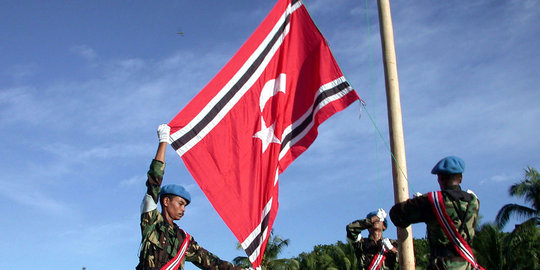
[427,257,474,270]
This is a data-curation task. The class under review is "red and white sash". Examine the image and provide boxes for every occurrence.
[160,230,191,270]
[428,191,484,270]
[367,245,387,270]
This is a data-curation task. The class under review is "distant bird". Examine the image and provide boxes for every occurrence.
[177,27,184,36]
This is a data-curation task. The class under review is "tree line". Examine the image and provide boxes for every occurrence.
[233,167,540,269]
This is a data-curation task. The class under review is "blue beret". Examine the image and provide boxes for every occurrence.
[431,156,465,174]
[366,211,388,228]
[159,184,191,205]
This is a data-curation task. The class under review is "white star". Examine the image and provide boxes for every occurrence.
[253,116,281,153]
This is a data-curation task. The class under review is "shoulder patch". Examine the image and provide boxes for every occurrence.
[466,189,478,198]
[141,194,158,213]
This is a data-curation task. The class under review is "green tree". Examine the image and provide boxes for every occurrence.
[495,167,540,228]
[295,252,316,270]
[295,244,339,270]
[294,241,358,270]
[504,220,540,270]
[473,221,540,270]
[473,223,507,269]
[318,241,357,270]
[292,238,440,270]
[412,238,429,269]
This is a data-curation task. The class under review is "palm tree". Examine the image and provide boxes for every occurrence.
[473,221,540,270]
[321,241,357,270]
[495,167,540,229]
[294,241,357,270]
[296,244,340,270]
[504,219,540,270]
[233,230,297,269]
[473,223,507,269]
[332,241,357,270]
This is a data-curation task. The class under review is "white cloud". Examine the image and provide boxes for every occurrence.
[70,45,97,60]
[56,220,138,256]
[0,180,73,215]
[2,64,37,81]
[120,175,144,187]
[489,174,514,183]
[0,86,42,125]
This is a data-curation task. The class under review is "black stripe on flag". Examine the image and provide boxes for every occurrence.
[280,80,351,151]
[171,13,292,151]
[244,210,271,257]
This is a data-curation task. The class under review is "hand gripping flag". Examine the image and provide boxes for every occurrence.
[168,0,359,268]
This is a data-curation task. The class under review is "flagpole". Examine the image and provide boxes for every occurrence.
[376,0,415,269]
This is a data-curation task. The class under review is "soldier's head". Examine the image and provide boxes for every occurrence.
[431,156,465,188]
[366,211,388,231]
[159,185,191,222]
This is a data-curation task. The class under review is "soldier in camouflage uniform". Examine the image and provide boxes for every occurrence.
[389,156,481,270]
[346,209,399,270]
[136,124,245,270]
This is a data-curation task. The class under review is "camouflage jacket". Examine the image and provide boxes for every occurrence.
[136,159,241,270]
[346,218,399,270]
[389,185,480,269]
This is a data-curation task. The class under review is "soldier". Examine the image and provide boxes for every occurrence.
[389,156,484,270]
[346,209,398,270]
[136,124,246,270]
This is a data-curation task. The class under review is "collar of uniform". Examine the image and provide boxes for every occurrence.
[443,185,462,191]
[158,212,177,232]
[442,185,474,202]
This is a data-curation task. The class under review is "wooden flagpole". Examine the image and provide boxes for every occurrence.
[376,0,415,269]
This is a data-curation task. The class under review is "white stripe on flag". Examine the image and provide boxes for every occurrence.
[171,3,302,156]
[241,198,273,262]
[279,76,354,160]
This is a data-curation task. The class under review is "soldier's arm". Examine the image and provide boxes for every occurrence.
[346,218,373,242]
[142,126,169,212]
[385,244,399,270]
[138,143,168,265]
[140,142,167,230]
[185,236,242,270]
[389,195,432,227]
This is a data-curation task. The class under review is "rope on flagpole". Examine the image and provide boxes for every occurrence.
[361,103,413,191]
[357,0,417,196]
[338,0,417,197]
[362,0,384,206]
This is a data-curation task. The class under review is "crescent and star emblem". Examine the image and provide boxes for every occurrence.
[253,73,287,153]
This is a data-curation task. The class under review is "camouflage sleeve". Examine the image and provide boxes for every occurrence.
[139,160,167,266]
[389,194,433,228]
[141,159,165,216]
[346,218,373,242]
[185,236,242,270]
[146,159,165,202]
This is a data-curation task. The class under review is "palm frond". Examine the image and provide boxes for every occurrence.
[496,167,540,229]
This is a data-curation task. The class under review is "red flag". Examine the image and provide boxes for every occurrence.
[168,0,359,268]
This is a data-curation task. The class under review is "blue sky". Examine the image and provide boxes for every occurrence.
[1,0,539,269]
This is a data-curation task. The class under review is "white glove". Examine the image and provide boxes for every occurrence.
[157,124,171,143]
[376,208,387,222]
[382,238,394,250]
[413,192,423,198]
